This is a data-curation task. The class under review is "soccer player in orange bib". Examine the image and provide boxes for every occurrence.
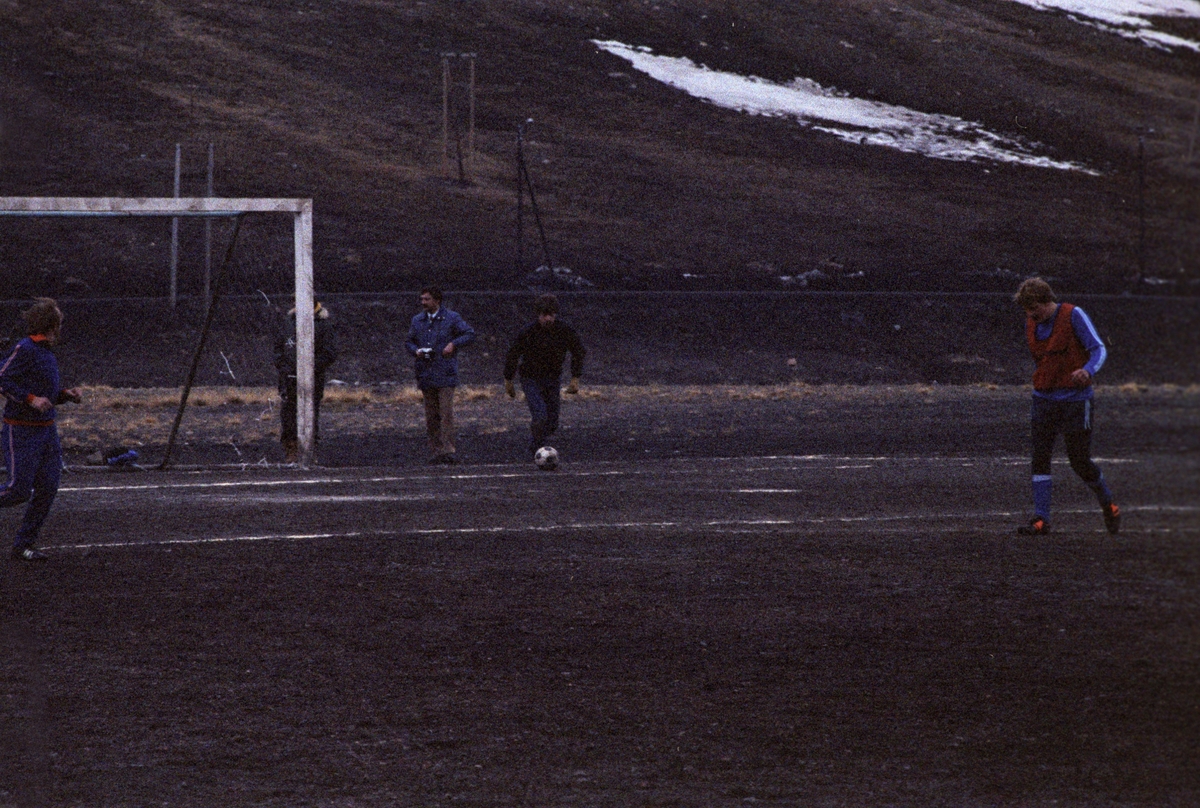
[1013,278,1120,537]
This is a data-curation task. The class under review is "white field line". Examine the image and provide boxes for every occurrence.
[46,504,1198,553]
[57,474,531,494]
[56,456,1142,494]
[205,494,436,504]
[52,531,374,550]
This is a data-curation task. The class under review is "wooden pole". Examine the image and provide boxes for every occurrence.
[170,144,180,308]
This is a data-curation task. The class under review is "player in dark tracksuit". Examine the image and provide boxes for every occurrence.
[1013,278,1119,536]
[274,301,338,463]
[0,299,82,562]
[503,294,585,459]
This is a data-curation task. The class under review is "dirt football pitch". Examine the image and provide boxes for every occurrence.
[1,385,1198,807]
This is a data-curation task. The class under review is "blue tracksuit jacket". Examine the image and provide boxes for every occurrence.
[0,335,68,552]
[0,336,63,424]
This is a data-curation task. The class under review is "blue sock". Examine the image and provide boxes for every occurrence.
[1032,475,1052,521]
[1086,474,1114,507]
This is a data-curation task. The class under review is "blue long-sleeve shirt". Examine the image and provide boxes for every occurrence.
[0,337,63,425]
[1032,305,1106,402]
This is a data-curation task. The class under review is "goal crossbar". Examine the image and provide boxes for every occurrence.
[0,197,310,216]
[0,196,319,467]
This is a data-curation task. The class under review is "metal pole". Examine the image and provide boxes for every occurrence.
[468,56,476,174]
[205,143,214,310]
[293,203,316,467]
[442,56,450,176]
[516,125,524,273]
[517,136,553,270]
[1138,135,1146,283]
[170,144,180,308]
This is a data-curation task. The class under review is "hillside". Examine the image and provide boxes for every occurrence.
[1,0,1198,298]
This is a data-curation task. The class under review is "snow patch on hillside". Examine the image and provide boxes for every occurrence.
[1003,0,1200,51]
[594,41,1097,174]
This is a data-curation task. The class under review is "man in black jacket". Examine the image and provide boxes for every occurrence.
[503,294,586,460]
[275,301,338,463]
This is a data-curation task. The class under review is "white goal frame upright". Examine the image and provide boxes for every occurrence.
[0,197,318,466]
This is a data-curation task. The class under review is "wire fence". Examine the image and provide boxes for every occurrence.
[0,291,1193,388]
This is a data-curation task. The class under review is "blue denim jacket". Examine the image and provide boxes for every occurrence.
[405,307,476,389]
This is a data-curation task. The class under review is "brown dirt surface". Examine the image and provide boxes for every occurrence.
[1,385,1198,806]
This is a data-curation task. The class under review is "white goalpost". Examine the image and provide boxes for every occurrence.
[0,196,319,466]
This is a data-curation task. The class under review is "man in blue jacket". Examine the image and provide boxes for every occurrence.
[0,298,82,562]
[405,286,476,464]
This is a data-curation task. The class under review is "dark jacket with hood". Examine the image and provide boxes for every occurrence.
[274,303,338,393]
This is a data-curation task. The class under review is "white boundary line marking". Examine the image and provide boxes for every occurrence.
[57,454,1153,494]
[46,504,1199,552]
[212,494,435,504]
[54,531,373,550]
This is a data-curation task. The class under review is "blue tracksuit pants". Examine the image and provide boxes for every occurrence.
[520,376,561,457]
[0,422,62,552]
[1029,396,1113,521]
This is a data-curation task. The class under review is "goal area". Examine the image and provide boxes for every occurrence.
[0,196,319,466]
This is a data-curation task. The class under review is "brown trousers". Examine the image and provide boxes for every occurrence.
[421,386,456,456]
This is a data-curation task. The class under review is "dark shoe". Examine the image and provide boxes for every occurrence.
[1017,517,1050,536]
[11,547,48,562]
[1103,502,1121,535]
[440,454,458,465]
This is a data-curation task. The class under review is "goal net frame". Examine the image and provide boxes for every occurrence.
[0,196,319,466]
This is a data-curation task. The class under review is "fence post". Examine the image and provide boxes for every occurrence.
[468,55,476,173]
[205,143,214,310]
[1137,135,1146,283]
[440,53,477,181]
[170,144,181,308]
[442,55,450,176]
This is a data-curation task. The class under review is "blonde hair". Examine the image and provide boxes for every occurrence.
[1013,278,1055,308]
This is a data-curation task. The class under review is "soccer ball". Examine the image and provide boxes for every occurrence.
[533,446,559,470]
